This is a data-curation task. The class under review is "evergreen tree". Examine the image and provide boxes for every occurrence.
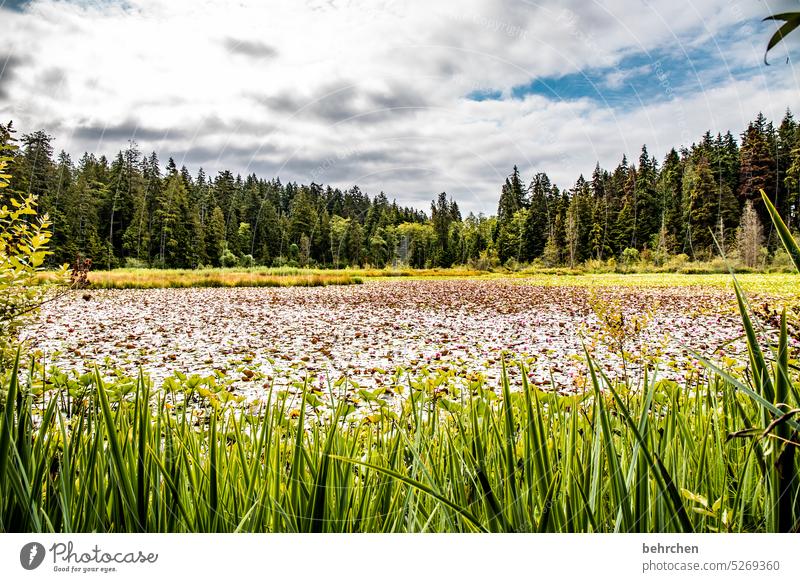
[523,173,551,260]
[10,130,55,200]
[205,206,226,266]
[658,149,683,246]
[682,156,718,257]
[738,113,778,233]
[431,192,458,267]
[777,110,798,228]
[497,165,526,223]
[634,146,660,247]
[496,166,526,263]
[4,110,795,271]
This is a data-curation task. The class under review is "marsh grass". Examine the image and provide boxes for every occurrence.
[37,268,363,289]
[34,266,491,289]
[0,344,797,533]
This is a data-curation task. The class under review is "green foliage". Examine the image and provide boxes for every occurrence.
[219,246,238,268]
[0,146,68,367]
[0,350,797,533]
[692,187,800,532]
[763,11,800,63]
[621,247,640,265]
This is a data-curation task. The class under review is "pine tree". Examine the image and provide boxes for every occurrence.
[289,186,319,245]
[607,155,629,255]
[738,113,778,232]
[634,146,660,247]
[777,110,798,229]
[153,172,194,267]
[614,165,637,252]
[523,173,551,260]
[659,149,683,244]
[589,163,612,260]
[102,145,142,268]
[496,166,526,263]
[47,150,73,264]
[682,156,717,257]
[10,130,55,200]
[497,166,526,223]
[565,200,579,268]
[205,206,226,266]
[785,125,800,231]
[571,176,594,262]
[254,198,281,265]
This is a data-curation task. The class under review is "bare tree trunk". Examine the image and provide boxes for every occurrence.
[737,201,764,268]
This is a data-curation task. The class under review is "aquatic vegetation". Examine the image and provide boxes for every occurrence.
[25,280,750,396]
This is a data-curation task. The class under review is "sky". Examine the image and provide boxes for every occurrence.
[0,0,799,215]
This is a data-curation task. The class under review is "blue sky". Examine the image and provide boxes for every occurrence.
[0,0,31,11]
[472,17,791,112]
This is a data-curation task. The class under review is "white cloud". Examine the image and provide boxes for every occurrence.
[0,0,798,214]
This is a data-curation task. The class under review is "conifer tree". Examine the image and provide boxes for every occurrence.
[522,173,551,260]
[738,113,778,231]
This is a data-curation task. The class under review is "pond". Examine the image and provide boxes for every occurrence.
[24,278,753,404]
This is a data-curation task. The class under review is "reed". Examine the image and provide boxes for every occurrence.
[0,341,796,532]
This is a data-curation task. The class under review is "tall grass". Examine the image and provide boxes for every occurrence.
[37,268,363,289]
[0,347,796,533]
[34,265,492,289]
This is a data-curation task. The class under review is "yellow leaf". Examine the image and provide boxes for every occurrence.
[680,488,708,507]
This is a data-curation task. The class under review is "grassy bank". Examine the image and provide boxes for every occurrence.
[35,266,492,289]
[37,268,363,289]
[510,272,800,297]
[35,265,800,294]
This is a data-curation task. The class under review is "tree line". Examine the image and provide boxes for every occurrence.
[0,110,797,270]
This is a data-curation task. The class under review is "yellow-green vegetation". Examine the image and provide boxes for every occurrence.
[0,150,69,362]
[35,265,488,289]
[0,339,796,533]
[36,267,362,289]
[511,272,800,297]
[34,264,800,295]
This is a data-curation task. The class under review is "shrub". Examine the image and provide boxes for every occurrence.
[584,258,614,273]
[621,247,640,265]
[124,257,148,269]
[770,247,796,272]
[468,249,500,271]
[0,147,68,367]
[219,246,238,268]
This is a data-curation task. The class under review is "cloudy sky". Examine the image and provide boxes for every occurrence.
[1,0,799,214]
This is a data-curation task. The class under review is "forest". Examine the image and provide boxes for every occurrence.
[1,110,798,271]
